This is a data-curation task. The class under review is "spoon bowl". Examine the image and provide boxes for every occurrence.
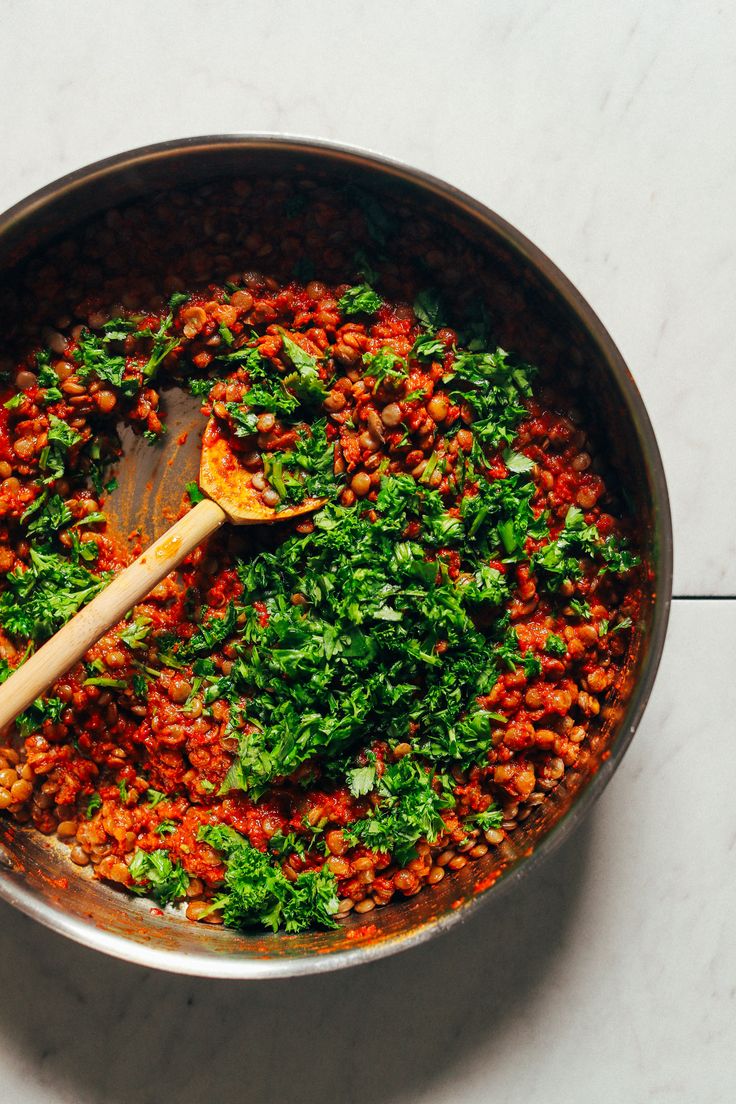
[199,415,327,523]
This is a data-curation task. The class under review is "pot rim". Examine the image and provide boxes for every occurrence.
[0,133,673,978]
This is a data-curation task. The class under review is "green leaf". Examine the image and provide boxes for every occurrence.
[128,849,189,905]
[142,310,180,378]
[143,427,166,446]
[346,764,376,797]
[47,415,81,451]
[132,673,148,699]
[278,329,328,406]
[362,347,408,389]
[198,824,339,932]
[599,538,641,576]
[0,545,107,642]
[444,348,535,449]
[188,377,216,397]
[465,805,503,831]
[86,793,102,818]
[262,420,339,509]
[569,598,591,619]
[337,284,382,317]
[21,493,73,538]
[278,329,319,374]
[503,448,534,474]
[216,344,267,372]
[413,290,444,330]
[15,695,64,737]
[180,603,238,659]
[349,757,453,867]
[73,329,131,391]
[533,507,640,593]
[186,481,205,505]
[35,351,62,402]
[146,789,168,808]
[544,633,567,657]
[120,615,152,651]
[411,332,445,360]
[599,615,633,638]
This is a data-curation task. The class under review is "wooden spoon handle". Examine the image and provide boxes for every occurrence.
[0,497,226,732]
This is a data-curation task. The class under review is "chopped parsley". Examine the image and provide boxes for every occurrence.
[413,289,445,330]
[186,481,205,505]
[544,633,567,657]
[146,789,168,808]
[262,419,339,508]
[362,347,408,389]
[532,506,640,592]
[337,284,382,317]
[198,824,339,932]
[569,598,592,619]
[132,673,149,699]
[15,696,65,737]
[128,848,189,905]
[73,329,132,393]
[141,309,181,378]
[346,764,376,797]
[0,664,66,736]
[444,348,536,449]
[38,415,83,483]
[348,757,453,866]
[465,806,504,832]
[188,377,217,397]
[599,615,633,638]
[503,448,534,474]
[21,493,73,538]
[35,350,62,402]
[86,793,102,818]
[120,615,152,651]
[411,332,445,360]
[180,602,238,659]
[203,474,556,798]
[0,545,106,642]
[277,330,328,406]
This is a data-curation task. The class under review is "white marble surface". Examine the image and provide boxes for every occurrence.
[2,0,735,593]
[0,2,734,1102]
[0,601,734,1104]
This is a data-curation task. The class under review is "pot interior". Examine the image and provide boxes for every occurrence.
[0,140,669,975]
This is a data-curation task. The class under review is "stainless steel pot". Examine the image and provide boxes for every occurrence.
[0,136,672,977]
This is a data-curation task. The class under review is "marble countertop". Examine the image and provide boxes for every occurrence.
[0,2,734,1102]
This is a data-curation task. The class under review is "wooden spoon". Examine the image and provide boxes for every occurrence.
[0,417,326,731]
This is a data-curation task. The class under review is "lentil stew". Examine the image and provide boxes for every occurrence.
[0,173,643,936]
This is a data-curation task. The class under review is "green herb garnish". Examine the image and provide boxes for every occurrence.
[198,824,339,932]
[128,849,189,905]
[338,284,382,317]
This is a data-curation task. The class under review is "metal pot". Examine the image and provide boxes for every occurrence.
[0,136,672,977]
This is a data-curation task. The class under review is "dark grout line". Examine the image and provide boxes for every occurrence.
[672,595,736,601]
